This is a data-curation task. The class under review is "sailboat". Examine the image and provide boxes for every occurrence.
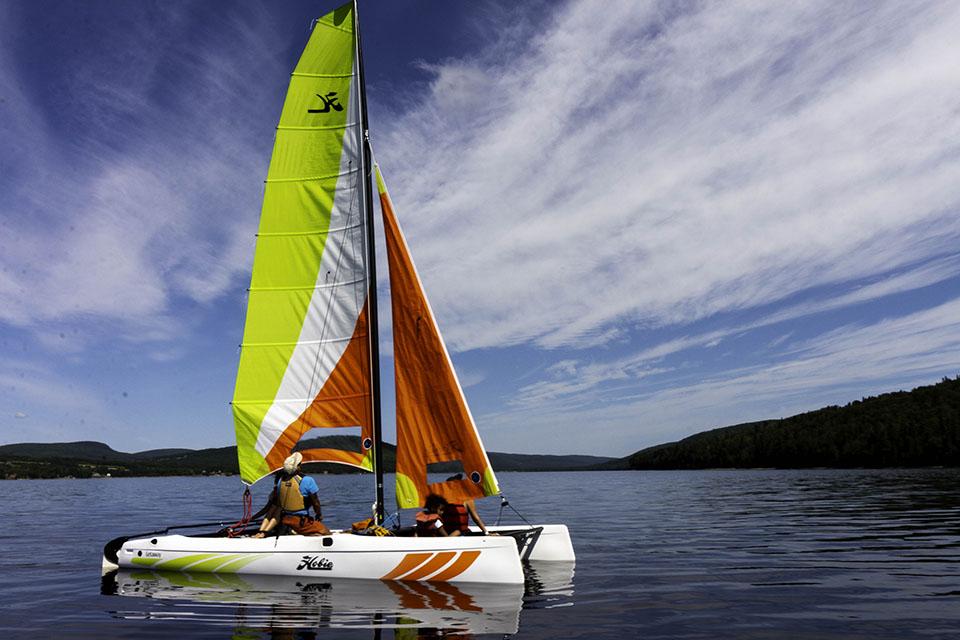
[101,1,573,585]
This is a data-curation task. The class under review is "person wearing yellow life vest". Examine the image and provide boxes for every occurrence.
[415,493,493,537]
[253,452,330,537]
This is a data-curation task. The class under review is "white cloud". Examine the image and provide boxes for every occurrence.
[483,295,960,455]
[455,367,487,389]
[0,5,281,347]
[376,0,960,352]
[505,253,960,412]
[758,256,960,328]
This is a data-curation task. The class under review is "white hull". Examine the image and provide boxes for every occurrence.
[104,524,574,585]
[108,531,525,584]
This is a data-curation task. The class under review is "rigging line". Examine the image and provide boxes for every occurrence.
[345,185,371,453]
[354,0,384,523]
[302,155,364,420]
[342,155,368,355]
[495,495,534,528]
[350,129,371,345]
[347,149,369,392]
[508,502,535,528]
[350,95,378,457]
[358,148,379,445]
[225,487,253,537]
[298,125,362,403]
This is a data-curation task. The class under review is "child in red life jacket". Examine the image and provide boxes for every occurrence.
[414,493,493,537]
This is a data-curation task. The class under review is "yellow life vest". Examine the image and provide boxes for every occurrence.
[277,474,305,512]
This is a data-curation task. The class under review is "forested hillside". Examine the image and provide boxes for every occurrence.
[624,376,959,469]
[0,435,612,479]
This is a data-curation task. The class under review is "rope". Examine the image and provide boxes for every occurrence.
[303,160,363,414]
[495,494,534,528]
[226,487,253,537]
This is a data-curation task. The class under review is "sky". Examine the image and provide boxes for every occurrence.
[1,0,959,457]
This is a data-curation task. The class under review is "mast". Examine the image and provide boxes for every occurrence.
[353,0,385,524]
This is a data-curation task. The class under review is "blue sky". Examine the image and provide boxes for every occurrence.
[1,0,959,457]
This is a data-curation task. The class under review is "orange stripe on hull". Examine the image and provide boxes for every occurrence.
[381,552,433,580]
[428,550,481,582]
[400,551,456,581]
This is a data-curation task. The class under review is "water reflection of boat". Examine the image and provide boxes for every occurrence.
[523,561,576,606]
[102,568,524,634]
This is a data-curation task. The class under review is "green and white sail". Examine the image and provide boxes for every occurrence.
[232,2,373,484]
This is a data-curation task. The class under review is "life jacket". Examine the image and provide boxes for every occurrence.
[415,511,443,537]
[277,474,305,512]
[441,503,469,535]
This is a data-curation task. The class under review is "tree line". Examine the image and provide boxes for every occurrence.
[628,376,960,469]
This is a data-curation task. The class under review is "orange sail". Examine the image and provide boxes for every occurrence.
[377,166,500,508]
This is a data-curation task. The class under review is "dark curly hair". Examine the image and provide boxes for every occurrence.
[424,493,448,513]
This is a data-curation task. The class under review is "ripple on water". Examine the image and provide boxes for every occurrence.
[1,469,959,638]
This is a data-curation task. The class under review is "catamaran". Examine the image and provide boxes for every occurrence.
[102,1,573,585]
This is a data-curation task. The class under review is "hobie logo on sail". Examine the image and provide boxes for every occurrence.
[296,555,334,571]
[308,92,343,114]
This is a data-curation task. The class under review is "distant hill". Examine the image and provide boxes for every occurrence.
[487,452,614,471]
[0,441,137,463]
[0,441,199,466]
[618,376,960,470]
[0,435,614,480]
[135,448,195,459]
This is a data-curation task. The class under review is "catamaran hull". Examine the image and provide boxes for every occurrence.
[106,532,525,584]
[484,524,575,562]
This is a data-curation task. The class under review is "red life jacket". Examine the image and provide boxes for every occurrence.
[415,511,443,537]
[441,503,469,534]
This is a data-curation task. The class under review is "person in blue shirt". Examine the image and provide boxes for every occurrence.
[253,452,330,537]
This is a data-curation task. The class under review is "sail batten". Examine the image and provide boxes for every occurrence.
[233,392,371,405]
[249,278,366,294]
[290,72,356,79]
[265,174,358,184]
[276,123,361,132]
[256,226,363,238]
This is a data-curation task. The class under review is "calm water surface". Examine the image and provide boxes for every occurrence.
[0,469,958,638]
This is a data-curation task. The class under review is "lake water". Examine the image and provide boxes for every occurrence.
[0,469,958,638]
